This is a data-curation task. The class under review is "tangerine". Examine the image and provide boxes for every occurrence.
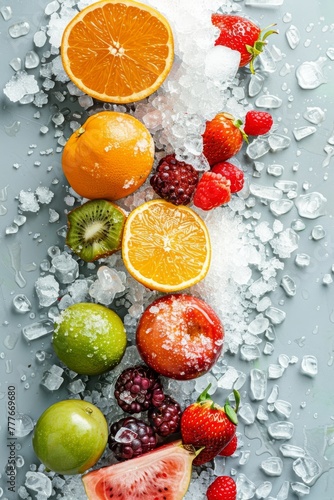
[62,111,155,201]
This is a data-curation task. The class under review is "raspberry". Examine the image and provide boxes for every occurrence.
[148,395,182,437]
[114,365,165,414]
[218,434,238,456]
[206,476,237,500]
[193,171,231,211]
[211,162,244,193]
[108,417,157,461]
[150,154,199,205]
[243,110,273,136]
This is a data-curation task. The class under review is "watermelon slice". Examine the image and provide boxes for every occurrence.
[82,440,196,499]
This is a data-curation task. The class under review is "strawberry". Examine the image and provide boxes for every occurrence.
[211,162,244,193]
[180,385,240,466]
[212,14,277,73]
[218,434,238,456]
[206,476,237,500]
[202,112,246,167]
[243,110,273,136]
[193,172,231,211]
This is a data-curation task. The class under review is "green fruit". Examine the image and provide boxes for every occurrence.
[32,400,108,475]
[66,199,126,262]
[53,303,127,375]
[82,440,196,499]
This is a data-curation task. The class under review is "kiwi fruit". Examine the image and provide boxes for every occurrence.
[66,199,126,262]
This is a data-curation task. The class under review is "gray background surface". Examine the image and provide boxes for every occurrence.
[1,0,334,498]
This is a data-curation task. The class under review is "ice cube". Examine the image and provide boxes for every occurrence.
[22,319,54,341]
[14,413,34,437]
[3,71,39,102]
[295,192,327,219]
[35,275,60,307]
[292,456,322,485]
[9,21,30,38]
[52,252,79,284]
[300,355,318,377]
[260,457,283,476]
[205,45,240,82]
[18,190,39,212]
[13,294,32,314]
[268,421,294,440]
[250,369,267,401]
[25,471,52,497]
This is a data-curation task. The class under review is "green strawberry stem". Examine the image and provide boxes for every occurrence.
[233,118,248,144]
[197,385,240,426]
[246,23,278,74]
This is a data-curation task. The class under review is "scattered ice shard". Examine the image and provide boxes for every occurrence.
[303,106,326,124]
[25,471,52,497]
[293,456,322,485]
[3,70,39,103]
[22,319,54,341]
[205,45,240,82]
[240,344,261,361]
[236,474,256,500]
[286,25,300,49]
[280,444,305,458]
[261,457,283,476]
[270,199,294,216]
[248,316,269,335]
[322,144,334,167]
[274,400,292,418]
[52,252,79,284]
[257,405,269,422]
[300,355,318,377]
[34,30,47,47]
[8,21,30,38]
[1,5,12,20]
[13,294,32,313]
[295,253,310,267]
[270,229,299,259]
[277,481,289,500]
[67,379,86,394]
[267,163,284,177]
[24,50,40,69]
[274,180,298,193]
[249,184,283,201]
[268,134,291,151]
[295,192,327,219]
[18,190,39,212]
[280,275,296,297]
[248,72,265,97]
[259,46,276,73]
[291,482,310,496]
[14,413,34,437]
[239,403,255,424]
[35,275,60,307]
[311,225,325,240]
[268,421,294,440]
[41,365,64,391]
[296,57,328,89]
[293,126,317,141]
[217,366,239,390]
[268,363,285,379]
[245,0,284,7]
[247,138,271,159]
[255,481,272,498]
[250,369,267,401]
[255,94,282,109]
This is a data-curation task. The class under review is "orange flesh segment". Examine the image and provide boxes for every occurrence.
[61,0,174,103]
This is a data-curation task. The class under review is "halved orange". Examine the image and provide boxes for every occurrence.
[122,200,211,292]
[61,0,174,103]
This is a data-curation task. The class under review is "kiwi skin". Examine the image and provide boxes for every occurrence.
[66,199,126,262]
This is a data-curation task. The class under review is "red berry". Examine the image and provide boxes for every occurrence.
[207,476,237,500]
[211,162,244,193]
[150,154,199,205]
[212,14,277,73]
[219,434,238,456]
[202,113,244,167]
[193,172,231,211]
[243,110,273,136]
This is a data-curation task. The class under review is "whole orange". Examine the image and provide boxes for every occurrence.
[62,111,155,201]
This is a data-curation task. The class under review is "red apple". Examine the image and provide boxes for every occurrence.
[136,294,224,380]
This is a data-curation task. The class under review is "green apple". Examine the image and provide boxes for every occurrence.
[32,400,108,475]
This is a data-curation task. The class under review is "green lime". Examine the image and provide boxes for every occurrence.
[32,400,108,475]
[53,302,127,375]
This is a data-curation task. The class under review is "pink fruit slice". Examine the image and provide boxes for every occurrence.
[82,440,195,500]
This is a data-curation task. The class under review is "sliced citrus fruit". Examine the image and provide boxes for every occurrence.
[122,199,211,292]
[61,0,174,103]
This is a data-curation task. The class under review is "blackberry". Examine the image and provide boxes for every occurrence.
[114,365,165,414]
[148,395,182,437]
[108,417,157,460]
[150,154,199,205]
